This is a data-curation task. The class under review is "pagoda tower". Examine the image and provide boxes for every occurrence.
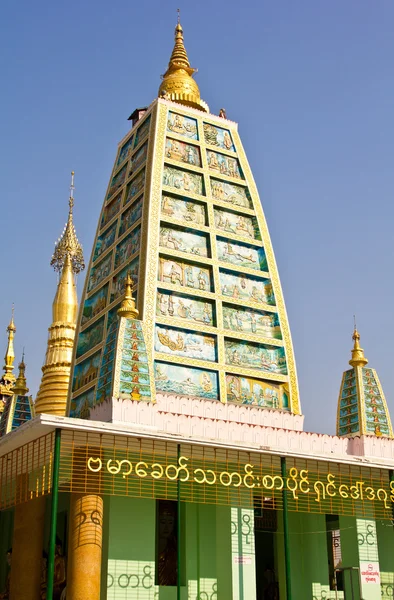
[68,19,300,419]
[337,328,393,437]
[35,173,85,416]
[0,352,34,437]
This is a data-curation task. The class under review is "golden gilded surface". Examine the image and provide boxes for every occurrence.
[0,311,17,397]
[349,328,368,368]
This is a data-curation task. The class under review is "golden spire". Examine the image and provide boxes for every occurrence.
[51,172,85,274]
[13,350,29,396]
[2,307,16,385]
[349,326,368,368]
[35,173,85,416]
[158,12,209,113]
[117,273,139,319]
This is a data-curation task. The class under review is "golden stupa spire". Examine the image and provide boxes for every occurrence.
[158,11,209,113]
[2,307,16,384]
[13,349,29,396]
[117,273,139,319]
[35,172,85,416]
[349,320,368,368]
[50,171,85,275]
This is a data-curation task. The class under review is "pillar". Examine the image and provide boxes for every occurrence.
[10,496,46,600]
[66,493,103,600]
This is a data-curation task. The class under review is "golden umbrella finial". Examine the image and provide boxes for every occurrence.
[117,272,139,319]
[349,317,368,368]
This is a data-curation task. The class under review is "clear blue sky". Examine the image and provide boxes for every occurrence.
[1,0,394,434]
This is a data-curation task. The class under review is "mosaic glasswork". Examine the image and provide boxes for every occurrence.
[117,135,134,167]
[159,227,209,258]
[81,285,108,326]
[165,138,201,167]
[224,340,287,375]
[155,362,219,400]
[93,223,117,262]
[87,252,112,293]
[163,166,203,195]
[226,374,288,410]
[217,238,267,271]
[76,318,105,359]
[72,351,101,393]
[119,197,143,236]
[130,141,148,173]
[158,257,212,292]
[156,291,214,326]
[118,321,151,401]
[214,208,258,239]
[125,169,145,205]
[203,123,235,151]
[101,193,122,229]
[115,226,141,269]
[223,305,281,338]
[96,319,117,404]
[161,195,206,226]
[110,258,139,303]
[210,179,250,208]
[155,326,217,361]
[167,111,198,140]
[219,270,275,305]
[207,150,242,179]
[134,114,151,147]
[107,164,127,200]
[69,388,96,419]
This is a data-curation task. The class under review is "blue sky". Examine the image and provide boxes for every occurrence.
[1,0,394,434]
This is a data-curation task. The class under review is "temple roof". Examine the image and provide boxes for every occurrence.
[337,329,393,438]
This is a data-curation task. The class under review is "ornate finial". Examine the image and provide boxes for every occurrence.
[158,17,209,112]
[50,172,85,274]
[349,323,368,368]
[117,272,139,319]
[1,308,17,393]
[13,350,29,396]
[177,7,180,24]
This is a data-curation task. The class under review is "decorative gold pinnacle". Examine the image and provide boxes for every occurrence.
[0,308,17,399]
[13,350,29,396]
[51,172,85,274]
[158,16,209,112]
[117,272,139,319]
[349,327,368,368]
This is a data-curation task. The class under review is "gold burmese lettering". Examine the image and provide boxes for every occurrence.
[86,456,394,508]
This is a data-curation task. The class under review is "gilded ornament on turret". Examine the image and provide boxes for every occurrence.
[13,350,29,396]
[35,172,85,416]
[0,308,17,397]
[158,14,209,113]
[349,328,368,368]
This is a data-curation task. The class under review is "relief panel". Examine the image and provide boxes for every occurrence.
[207,150,243,179]
[214,208,259,239]
[119,197,143,236]
[223,305,281,339]
[219,270,275,305]
[163,165,204,196]
[81,285,108,326]
[165,137,201,167]
[114,226,141,269]
[93,223,117,262]
[155,325,217,362]
[226,375,289,410]
[155,362,219,400]
[161,195,206,226]
[110,258,139,304]
[107,164,127,200]
[130,141,148,173]
[125,168,145,206]
[156,291,214,326]
[203,123,235,151]
[217,238,267,271]
[225,339,287,375]
[117,135,134,167]
[158,257,212,292]
[210,179,251,208]
[69,388,96,419]
[72,351,101,393]
[101,193,122,229]
[159,227,209,258]
[87,252,112,293]
[134,114,151,147]
[76,318,105,359]
[167,111,198,140]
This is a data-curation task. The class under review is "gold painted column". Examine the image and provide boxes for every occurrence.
[10,496,46,600]
[66,493,103,600]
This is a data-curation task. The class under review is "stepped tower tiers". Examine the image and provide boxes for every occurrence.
[67,19,300,419]
[337,328,393,438]
[0,352,34,436]
[35,172,85,416]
